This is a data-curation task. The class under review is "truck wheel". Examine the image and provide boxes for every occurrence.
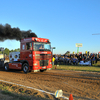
[23,63,29,73]
[4,63,9,71]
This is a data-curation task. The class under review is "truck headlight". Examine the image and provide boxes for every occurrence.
[33,63,38,65]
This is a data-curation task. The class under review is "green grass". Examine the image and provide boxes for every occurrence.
[52,64,100,72]
[0,84,49,100]
[21,90,25,93]
[1,90,31,100]
[2,86,9,90]
[1,90,15,97]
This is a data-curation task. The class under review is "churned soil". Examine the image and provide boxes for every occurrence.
[0,68,100,100]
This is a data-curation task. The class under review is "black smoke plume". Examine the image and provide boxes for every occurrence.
[0,23,37,41]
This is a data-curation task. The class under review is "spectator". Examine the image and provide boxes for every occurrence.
[86,56,90,61]
[55,55,58,65]
[95,54,98,63]
[65,56,69,65]
[52,56,55,65]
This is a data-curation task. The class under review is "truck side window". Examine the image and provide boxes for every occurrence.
[26,42,32,50]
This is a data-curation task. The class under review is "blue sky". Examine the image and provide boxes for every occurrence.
[0,0,100,54]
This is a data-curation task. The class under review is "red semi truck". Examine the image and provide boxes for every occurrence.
[4,37,52,73]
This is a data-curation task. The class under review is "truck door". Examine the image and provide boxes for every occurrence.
[25,42,33,66]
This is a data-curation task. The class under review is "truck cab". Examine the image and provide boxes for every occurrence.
[4,37,52,73]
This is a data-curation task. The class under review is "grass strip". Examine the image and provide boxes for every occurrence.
[0,83,49,100]
[52,65,100,72]
[1,90,31,100]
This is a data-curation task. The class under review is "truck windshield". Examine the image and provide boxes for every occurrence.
[33,42,51,51]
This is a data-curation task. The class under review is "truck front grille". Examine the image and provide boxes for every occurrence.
[39,60,48,66]
[35,54,51,60]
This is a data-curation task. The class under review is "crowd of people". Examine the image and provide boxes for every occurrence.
[52,53,100,66]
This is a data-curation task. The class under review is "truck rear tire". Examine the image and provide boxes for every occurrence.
[4,63,9,71]
[23,63,29,73]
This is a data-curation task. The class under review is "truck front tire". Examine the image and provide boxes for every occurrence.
[23,63,29,73]
[4,63,9,71]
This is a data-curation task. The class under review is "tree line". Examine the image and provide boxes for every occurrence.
[0,48,20,55]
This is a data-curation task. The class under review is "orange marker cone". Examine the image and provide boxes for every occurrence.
[69,94,73,100]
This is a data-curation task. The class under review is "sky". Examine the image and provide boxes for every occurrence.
[0,0,100,54]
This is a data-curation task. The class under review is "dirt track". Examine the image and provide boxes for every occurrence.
[0,68,100,100]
